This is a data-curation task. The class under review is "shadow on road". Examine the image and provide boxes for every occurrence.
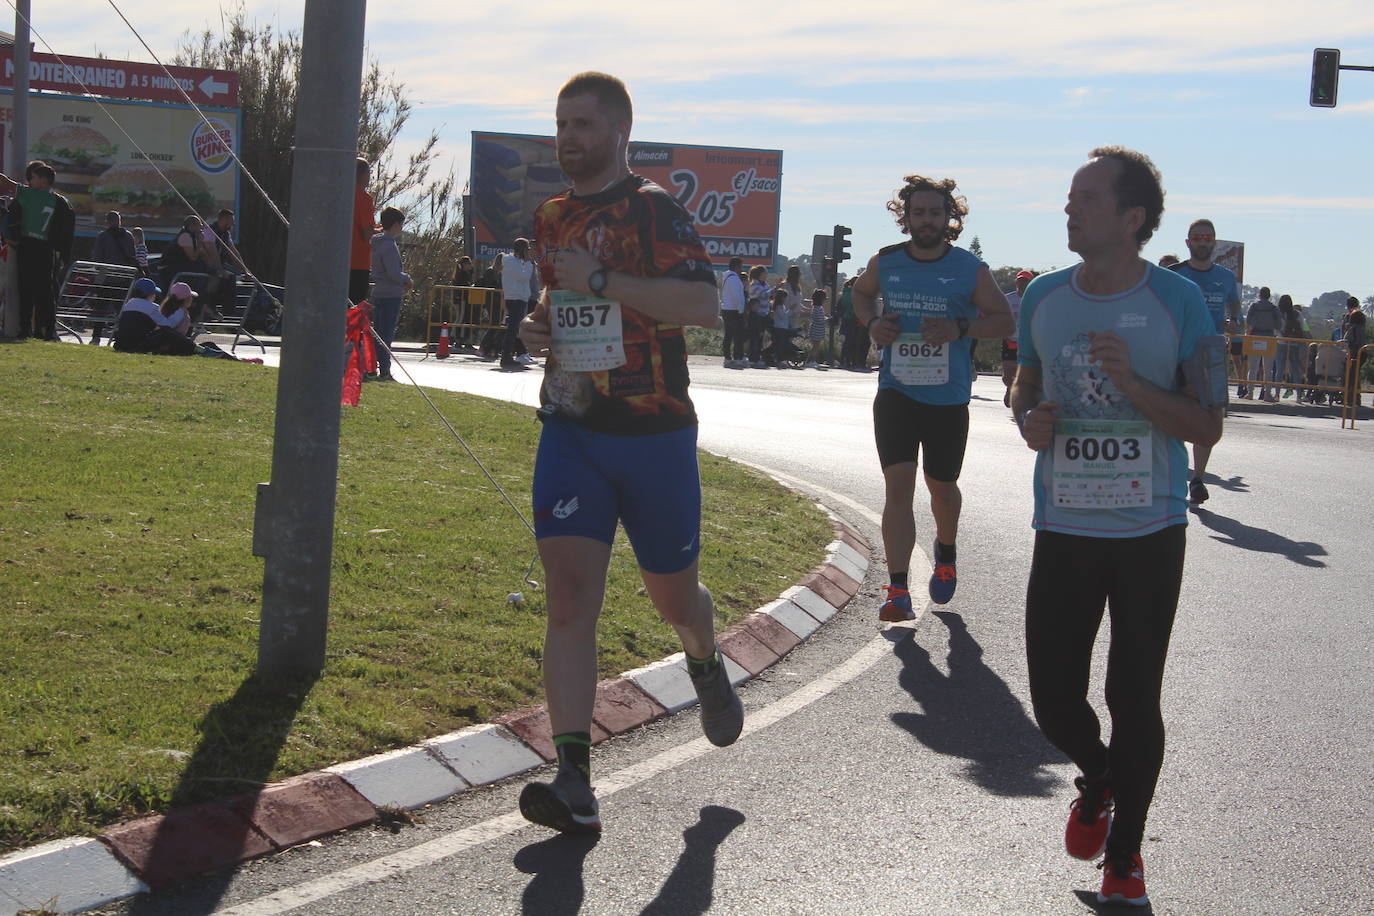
[126,672,317,915]
[1199,472,1249,495]
[638,805,746,916]
[1072,888,1157,913]
[515,831,600,916]
[888,611,1063,798]
[1190,506,1328,567]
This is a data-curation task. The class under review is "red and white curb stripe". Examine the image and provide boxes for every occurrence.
[0,518,868,915]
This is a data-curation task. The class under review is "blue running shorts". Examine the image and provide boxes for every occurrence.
[532,415,701,575]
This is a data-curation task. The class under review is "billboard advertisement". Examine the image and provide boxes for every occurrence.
[471,131,782,266]
[1,90,240,240]
[1214,239,1244,286]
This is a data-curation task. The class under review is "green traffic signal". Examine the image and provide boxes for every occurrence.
[1310,48,1340,108]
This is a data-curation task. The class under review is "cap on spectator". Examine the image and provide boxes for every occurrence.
[132,277,160,298]
[1015,269,1035,280]
[168,281,198,300]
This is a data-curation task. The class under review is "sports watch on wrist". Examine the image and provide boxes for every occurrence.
[587,267,608,296]
[955,317,970,339]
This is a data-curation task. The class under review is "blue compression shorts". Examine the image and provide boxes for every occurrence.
[532,415,701,575]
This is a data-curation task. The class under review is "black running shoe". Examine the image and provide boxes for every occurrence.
[689,649,744,747]
[519,767,601,833]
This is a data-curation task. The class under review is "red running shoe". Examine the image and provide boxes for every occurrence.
[1097,851,1148,907]
[878,585,914,622]
[1065,775,1113,860]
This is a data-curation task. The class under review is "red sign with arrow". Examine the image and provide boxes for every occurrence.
[0,50,238,107]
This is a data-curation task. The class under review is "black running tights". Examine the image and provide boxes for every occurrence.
[1025,525,1185,855]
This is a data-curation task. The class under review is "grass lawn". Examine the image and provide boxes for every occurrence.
[0,339,832,853]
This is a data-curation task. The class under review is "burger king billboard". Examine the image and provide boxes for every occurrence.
[1,90,240,239]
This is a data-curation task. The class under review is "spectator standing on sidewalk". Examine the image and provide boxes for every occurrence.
[349,158,375,305]
[1245,287,1281,401]
[746,265,770,368]
[4,161,76,339]
[91,210,137,267]
[370,206,413,381]
[500,238,536,369]
[131,227,150,274]
[720,256,747,368]
[1275,295,1307,399]
[1344,297,1367,408]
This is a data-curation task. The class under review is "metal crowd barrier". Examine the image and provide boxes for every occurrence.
[422,284,505,357]
[1225,334,1367,426]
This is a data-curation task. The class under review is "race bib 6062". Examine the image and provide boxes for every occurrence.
[891,333,948,386]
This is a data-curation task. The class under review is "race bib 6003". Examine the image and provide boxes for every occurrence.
[1052,419,1152,509]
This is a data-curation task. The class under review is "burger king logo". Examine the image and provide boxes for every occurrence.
[191,118,235,174]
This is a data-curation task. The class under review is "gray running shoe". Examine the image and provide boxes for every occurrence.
[689,650,744,746]
[519,765,601,833]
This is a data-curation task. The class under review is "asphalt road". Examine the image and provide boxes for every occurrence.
[100,352,1374,916]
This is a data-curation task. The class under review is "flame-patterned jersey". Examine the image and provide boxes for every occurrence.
[534,174,714,435]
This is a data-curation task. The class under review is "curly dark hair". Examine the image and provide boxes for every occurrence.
[1088,146,1164,249]
[886,175,968,242]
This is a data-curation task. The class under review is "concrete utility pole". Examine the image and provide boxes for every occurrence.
[252,0,367,678]
[3,0,31,338]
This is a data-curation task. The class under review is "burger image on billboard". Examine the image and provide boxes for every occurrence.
[90,162,217,228]
[32,124,119,215]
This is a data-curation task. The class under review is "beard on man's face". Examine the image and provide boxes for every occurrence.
[911,225,944,247]
[558,135,613,182]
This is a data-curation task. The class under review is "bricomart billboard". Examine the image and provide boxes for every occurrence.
[471,131,782,266]
[1,90,240,240]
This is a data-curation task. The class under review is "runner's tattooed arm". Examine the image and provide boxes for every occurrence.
[1088,331,1224,447]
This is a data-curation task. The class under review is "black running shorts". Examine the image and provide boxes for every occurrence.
[872,387,969,481]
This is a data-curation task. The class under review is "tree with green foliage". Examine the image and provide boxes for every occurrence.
[968,235,984,261]
[174,12,463,338]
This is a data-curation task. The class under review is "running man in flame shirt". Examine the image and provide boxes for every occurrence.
[532,174,714,434]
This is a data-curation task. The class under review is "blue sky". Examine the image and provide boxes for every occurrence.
[31,1,1374,304]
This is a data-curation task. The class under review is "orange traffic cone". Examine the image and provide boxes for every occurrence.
[436,321,451,359]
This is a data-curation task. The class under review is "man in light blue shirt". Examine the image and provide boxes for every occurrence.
[1011,147,1223,907]
[1169,218,1239,505]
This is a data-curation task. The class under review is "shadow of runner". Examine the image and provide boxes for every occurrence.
[124,673,317,915]
[1190,506,1328,567]
[638,806,746,916]
[889,611,1063,798]
[1199,472,1249,495]
[1073,887,1157,914]
[515,832,600,916]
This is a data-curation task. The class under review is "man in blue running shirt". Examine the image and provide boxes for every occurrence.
[1012,147,1223,907]
[850,175,1014,618]
[1169,218,1239,505]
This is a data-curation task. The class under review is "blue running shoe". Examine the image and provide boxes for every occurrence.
[878,585,914,622]
[928,545,957,605]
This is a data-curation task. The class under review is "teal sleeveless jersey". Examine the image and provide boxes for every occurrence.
[1018,263,1213,538]
[876,243,983,405]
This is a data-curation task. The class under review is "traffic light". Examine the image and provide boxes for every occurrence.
[832,225,852,263]
[1311,48,1340,108]
[821,256,837,285]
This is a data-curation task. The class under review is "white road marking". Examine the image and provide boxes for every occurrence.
[216,434,933,913]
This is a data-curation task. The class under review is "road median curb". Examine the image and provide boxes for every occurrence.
[0,515,869,914]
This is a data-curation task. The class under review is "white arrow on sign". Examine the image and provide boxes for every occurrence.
[198,75,229,99]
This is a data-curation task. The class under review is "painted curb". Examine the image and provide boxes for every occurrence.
[0,517,869,914]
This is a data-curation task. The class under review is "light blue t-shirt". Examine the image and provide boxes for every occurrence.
[1018,263,1213,538]
[1171,262,1238,333]
[876,243,983,406]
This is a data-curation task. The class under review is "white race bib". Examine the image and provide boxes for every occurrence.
[890,333,949,385]
[1052,420,1153,508]
[548,290,626,372]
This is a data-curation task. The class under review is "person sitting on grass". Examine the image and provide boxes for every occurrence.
[160,281,197,337]
[114,278,196,355]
